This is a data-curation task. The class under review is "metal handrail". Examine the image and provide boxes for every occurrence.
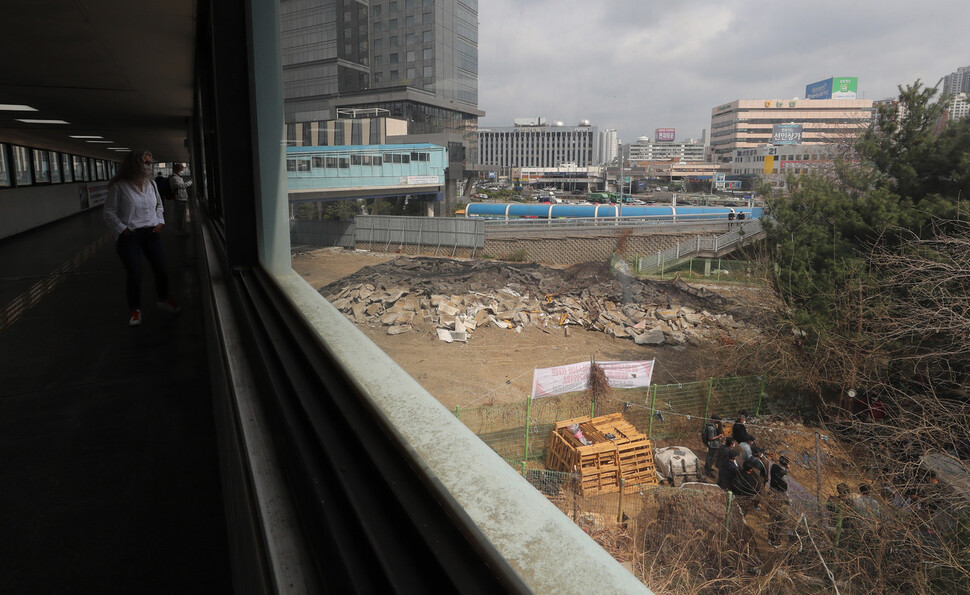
[637,219,763,271]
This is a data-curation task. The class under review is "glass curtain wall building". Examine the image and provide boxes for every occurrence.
[280,0,483,213]
[280,0,480,131]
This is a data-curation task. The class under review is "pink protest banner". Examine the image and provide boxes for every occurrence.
[531,360,655,399]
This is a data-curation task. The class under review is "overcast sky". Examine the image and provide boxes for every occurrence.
[477,1,970,143]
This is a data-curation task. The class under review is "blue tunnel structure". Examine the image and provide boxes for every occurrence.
[465,203,763,220]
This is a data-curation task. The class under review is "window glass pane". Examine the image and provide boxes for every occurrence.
[423,30,432,42]
[389,19,397,30]
[389,1,397,11]
[406,50,415,61]
[423,65,432,77]
[0,144,9,187]
[406,67,415,79]
[32,149,51,183]
[390,53,398,64]
[13,146,32,186]
[390,35,398,47]
[61,154,73,182]
[338,157,349,168]
[50,152,62,183]
[96,160,106,180]
[405,15,414,27]
[423,11,432,24]
[423,48,432,60]
[326,157,338,168]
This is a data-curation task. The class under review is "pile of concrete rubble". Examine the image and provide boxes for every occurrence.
[321,256,754,346]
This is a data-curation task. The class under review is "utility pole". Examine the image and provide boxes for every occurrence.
[618,148,624,217]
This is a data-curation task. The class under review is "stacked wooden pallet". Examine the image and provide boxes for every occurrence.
[546,412,658,495]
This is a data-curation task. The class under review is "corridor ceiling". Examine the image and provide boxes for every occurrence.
[0,1,197,162]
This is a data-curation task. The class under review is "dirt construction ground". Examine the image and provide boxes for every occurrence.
[291,247,753,411]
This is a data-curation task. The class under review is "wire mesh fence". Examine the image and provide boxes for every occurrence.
[633,256,772,283]
[462,374,960,591]
[455,375,765,472]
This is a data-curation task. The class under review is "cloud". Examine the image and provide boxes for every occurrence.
[478,1,970,142]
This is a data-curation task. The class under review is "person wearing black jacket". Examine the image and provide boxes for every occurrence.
[767,455,790,546]
[749,446,769,485]
[718,449,740,490]
[732,460,763,513]
[732,410,749,444]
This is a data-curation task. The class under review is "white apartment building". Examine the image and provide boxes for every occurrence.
[943,66,970,97]
[709,98,873,163]
[947,93,970,122]
[477,121,599,168]
[628,136,706,162]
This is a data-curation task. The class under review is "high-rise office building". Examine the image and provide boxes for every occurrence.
[280,0,481,127]
[279,0,484,212]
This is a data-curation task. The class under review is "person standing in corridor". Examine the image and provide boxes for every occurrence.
[168,163,190,235]
[103,149,181,326]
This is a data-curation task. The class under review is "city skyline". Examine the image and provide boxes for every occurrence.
[478,0,970,143]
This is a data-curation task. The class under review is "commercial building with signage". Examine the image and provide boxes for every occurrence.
[477,121,599,168]
[731,144,837,190]
[709,98,873,163]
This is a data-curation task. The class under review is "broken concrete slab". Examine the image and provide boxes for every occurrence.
[634,329,666,345]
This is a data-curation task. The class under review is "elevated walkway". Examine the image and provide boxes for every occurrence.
[0,208,231,592]
[636,219,765,274]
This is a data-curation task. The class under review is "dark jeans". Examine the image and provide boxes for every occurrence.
[705,446,719,475]
[116,227,169,310]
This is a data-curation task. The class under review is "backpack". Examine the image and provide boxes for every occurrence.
[701,422,713,446]
[155,174,174,200]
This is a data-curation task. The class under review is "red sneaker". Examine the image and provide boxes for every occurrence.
[129,309,142,326]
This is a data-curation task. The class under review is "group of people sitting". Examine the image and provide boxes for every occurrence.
[702,411,792,546]
[702,411,790,502]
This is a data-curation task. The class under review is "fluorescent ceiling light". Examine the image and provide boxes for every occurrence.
[0,104,38,111]
[16,118,69,124]
[109,147,130,151]
[86,140,114,143]
[70,135,103,139]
